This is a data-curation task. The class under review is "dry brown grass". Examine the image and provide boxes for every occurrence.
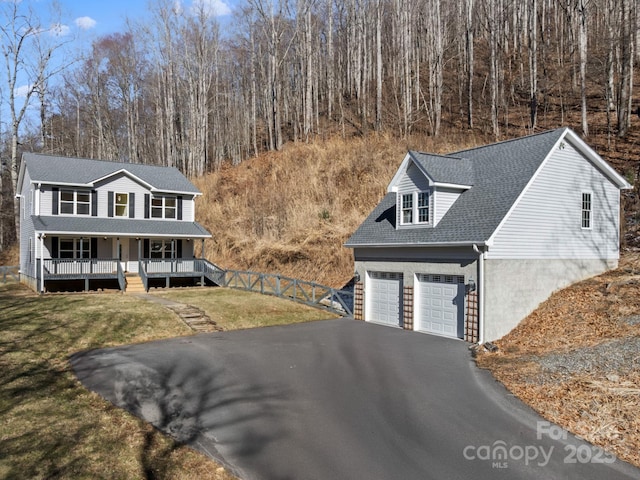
[0,243,19,266]
[476,252,640,468]
[194,132,487,287]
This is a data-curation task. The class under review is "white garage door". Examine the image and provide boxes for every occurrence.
[416,274,464,338]
[367,272,402,327]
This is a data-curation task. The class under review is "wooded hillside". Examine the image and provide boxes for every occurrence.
[0,0,639,259]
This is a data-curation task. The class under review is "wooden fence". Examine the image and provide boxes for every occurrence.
[0,266,19,283]
[222,270,354,317]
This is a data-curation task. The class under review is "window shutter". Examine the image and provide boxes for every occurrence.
[143,239,149,259]
[91,237,98,258]
[107,191,114,217]
[177,196,183,220]
[144,194,150,219]
[91,190,98,216]
[176,239,182,258]
[129,192,135,218]
[51,237,59,258]
[52,188,59,215]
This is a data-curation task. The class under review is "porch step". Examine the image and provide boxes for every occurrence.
[125,275,146,294]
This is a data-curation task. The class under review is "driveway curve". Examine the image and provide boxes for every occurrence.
[71,319,640,480]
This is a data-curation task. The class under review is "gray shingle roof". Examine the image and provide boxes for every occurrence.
[22,153,200,194]
[408,152,475,186]
[32,216,211,238]
[345,128,567,246]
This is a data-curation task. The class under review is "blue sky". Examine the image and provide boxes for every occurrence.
[60,0,236,39]
[6,0,238,132]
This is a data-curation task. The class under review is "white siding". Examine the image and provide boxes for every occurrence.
[433,187,462,225]
[19,169,35,275]
[489,141,621,260]
[95,173,150,218]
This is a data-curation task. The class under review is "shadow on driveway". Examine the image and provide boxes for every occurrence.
[71,319,640,480]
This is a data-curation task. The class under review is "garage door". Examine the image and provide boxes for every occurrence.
[415,274,464,338]
[367,272,402,327]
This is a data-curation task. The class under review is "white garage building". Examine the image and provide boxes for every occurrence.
[345,128,631,343]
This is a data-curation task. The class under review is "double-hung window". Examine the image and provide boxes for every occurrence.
[115,193,129,217]
[401,194,413,224]
[581,192,592,229]
[151,196,177,219]
[59,238,91,259]
[60,190,90,215]
[417,192,430,223]
[400,191,430,225]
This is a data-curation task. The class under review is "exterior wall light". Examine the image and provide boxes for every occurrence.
[466,278,476,293]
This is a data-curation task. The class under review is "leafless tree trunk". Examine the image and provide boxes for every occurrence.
[0,0,71,241]
[465,0,474,128]
[578,0,589,136]
[617,0,632,137]
[529,0,538,131]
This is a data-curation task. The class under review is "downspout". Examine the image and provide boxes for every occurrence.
[472,244,485,345]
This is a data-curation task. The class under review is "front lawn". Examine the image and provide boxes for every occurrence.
[153,287,337,330]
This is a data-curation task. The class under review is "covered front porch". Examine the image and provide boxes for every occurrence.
[37,256,225,293]
[26,216,215,293]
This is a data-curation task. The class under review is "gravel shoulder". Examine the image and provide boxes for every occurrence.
[476,253,640,467]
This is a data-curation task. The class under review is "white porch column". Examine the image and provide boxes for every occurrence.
[39,234,45,293]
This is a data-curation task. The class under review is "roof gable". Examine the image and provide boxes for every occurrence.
[346,127,627,247]
[387,152,474,192]
[19,153,201,195]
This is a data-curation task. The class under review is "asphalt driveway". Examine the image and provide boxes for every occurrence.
[71,319,640,480]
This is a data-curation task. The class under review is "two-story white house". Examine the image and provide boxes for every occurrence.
[345,128,632,343]
[18,153,220,293]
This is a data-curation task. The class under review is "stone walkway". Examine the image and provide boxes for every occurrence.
[135,293,222,333]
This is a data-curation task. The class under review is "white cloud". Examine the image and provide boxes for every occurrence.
[191,0,232,17]
[50,23,70,37]
[75,16,97,31]
[14,84,33,98]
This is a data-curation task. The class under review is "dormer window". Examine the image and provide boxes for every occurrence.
[400,191,430,225]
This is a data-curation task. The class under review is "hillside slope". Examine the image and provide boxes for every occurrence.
[194,133,486,286]
[194,128,639,286]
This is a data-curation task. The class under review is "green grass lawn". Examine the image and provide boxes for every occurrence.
[153,287,337,330]
[0,283,333,479]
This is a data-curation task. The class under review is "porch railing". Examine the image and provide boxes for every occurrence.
[43,258,121,277]
[138,258,226,290]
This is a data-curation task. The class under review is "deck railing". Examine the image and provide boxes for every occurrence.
[43,258,121,277]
